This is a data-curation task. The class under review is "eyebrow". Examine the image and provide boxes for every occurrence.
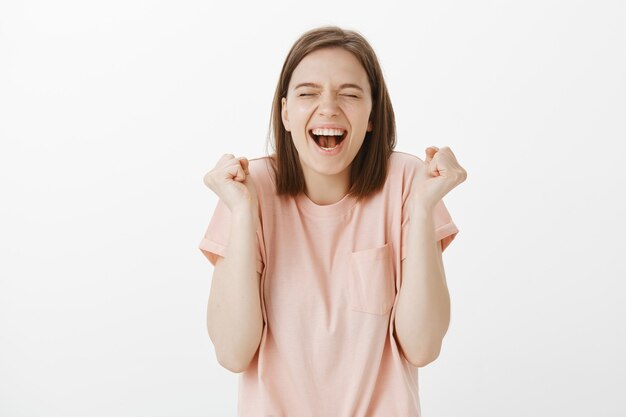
[294,82,365,92]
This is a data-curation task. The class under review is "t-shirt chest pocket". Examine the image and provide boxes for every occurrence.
[349,242,396,316]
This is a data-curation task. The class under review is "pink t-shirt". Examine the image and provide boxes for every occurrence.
[199,151,459,417]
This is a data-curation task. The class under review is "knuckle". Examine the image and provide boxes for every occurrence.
[219,154,235,165]
[203,173,213,187]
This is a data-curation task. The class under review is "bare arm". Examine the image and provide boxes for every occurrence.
[394,207,450,367]
[207,208,263,373]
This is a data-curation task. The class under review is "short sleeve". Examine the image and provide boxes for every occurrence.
[432,199,459,252]
[401,198,459,260]
[198,198,265,275]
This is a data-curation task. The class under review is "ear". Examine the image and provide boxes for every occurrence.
[281,97,290,132]
[367,120,373,132]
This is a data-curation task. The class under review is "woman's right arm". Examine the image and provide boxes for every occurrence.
[202,154,263,373]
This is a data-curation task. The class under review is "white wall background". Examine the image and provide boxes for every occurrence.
[1,0,625,416]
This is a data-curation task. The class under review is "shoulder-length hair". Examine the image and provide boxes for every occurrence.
[265,25,396,203]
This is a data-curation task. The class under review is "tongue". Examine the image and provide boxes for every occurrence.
[319,135,338,148]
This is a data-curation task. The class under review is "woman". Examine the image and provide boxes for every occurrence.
[199,25,467,417]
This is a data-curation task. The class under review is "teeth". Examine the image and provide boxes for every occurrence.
[311,128,345,136]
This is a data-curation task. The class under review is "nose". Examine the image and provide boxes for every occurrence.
[317,93,340,117]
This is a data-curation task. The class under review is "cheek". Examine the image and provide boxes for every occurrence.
[294,105,310,116]
[289,106,311,125]
[344,102,370,117]
[292,106,308,118]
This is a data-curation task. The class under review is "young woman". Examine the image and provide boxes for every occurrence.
[199,25,467,417]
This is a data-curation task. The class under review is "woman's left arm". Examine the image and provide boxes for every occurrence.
[395,207,449,367]
[394,146,467,367]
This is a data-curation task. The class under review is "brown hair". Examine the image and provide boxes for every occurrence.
[265,25,397,203]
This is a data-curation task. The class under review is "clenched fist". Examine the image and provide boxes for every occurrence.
[203,154,260,217]
[410,146,467,212]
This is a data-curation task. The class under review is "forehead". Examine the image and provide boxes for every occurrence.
[289,47,370,91]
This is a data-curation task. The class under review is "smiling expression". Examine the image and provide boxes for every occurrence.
[281,47,374,181]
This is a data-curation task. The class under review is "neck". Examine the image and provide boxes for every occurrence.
[302,167,351,206]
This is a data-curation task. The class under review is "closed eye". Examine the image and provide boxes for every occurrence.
[299,93,359,98]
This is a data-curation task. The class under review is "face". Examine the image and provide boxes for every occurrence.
[281,47,373,181]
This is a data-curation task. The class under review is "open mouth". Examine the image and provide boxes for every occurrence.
[308,129,348,150]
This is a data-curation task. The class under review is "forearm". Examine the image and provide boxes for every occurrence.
[207,208,263,373]
[394,207,450,367]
